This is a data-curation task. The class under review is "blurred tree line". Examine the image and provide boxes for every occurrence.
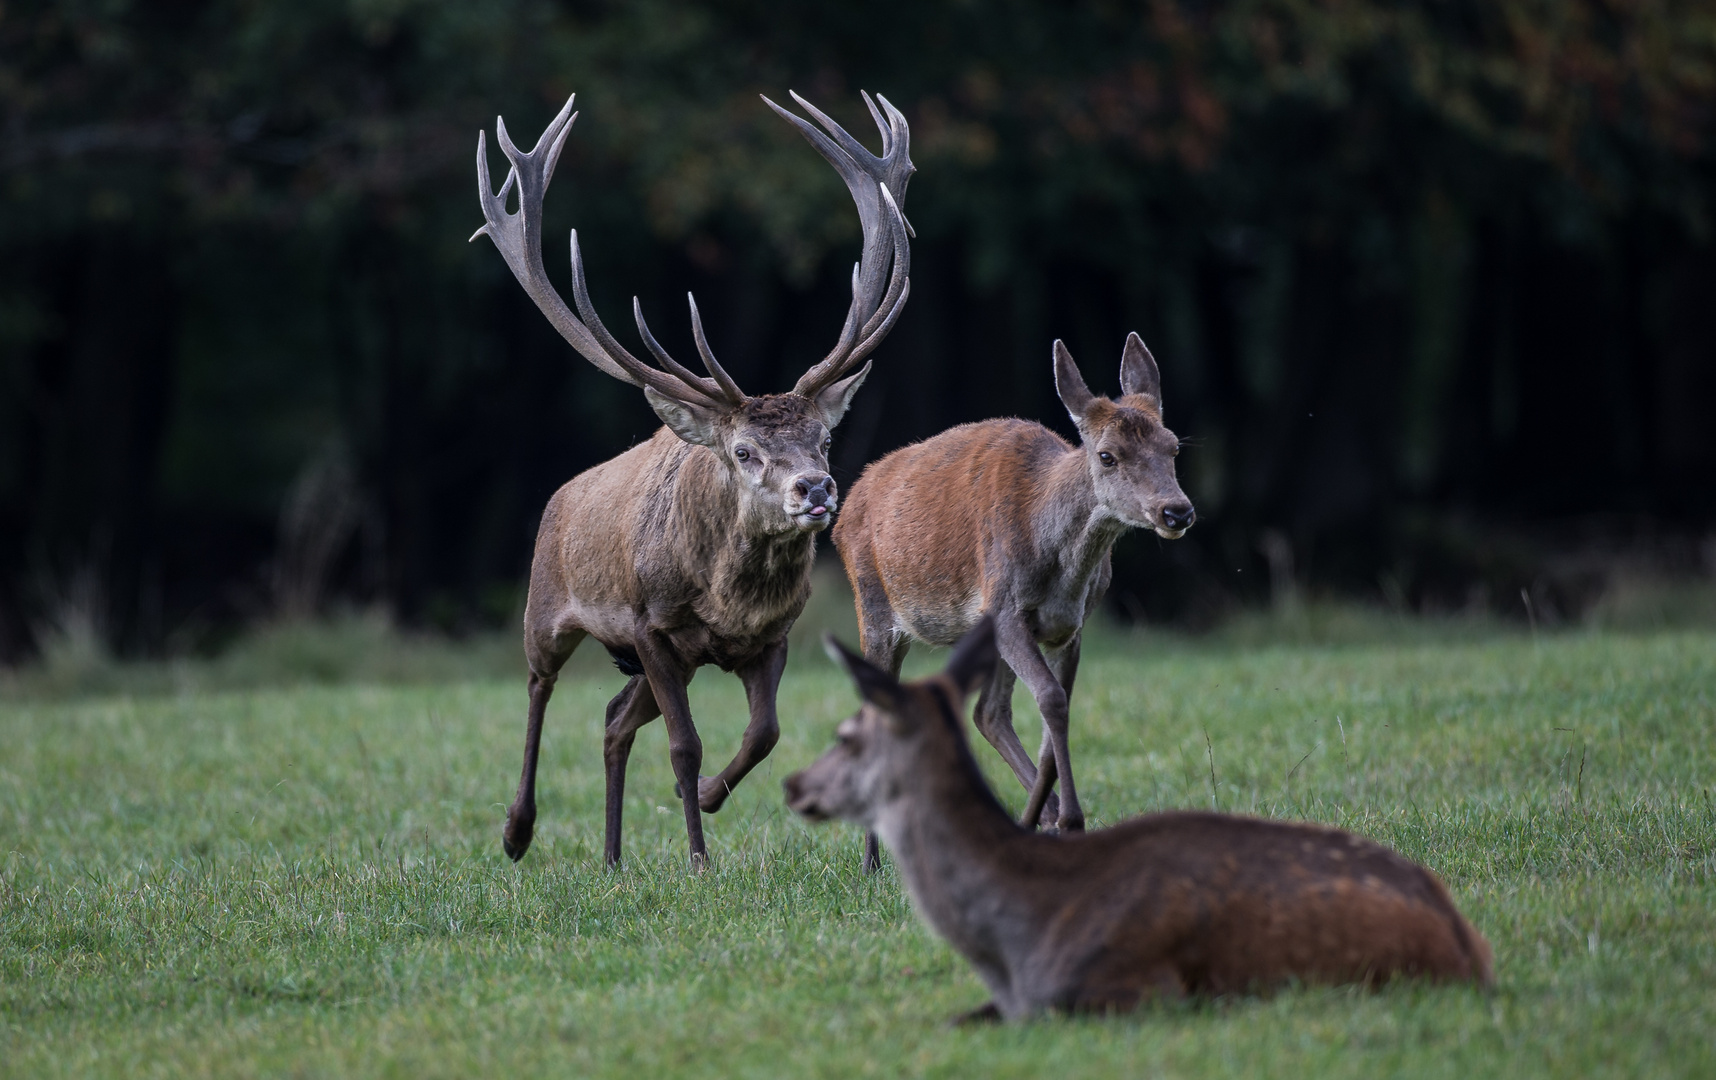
[3,0,1714,660]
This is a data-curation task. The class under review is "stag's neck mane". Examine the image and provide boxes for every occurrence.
[656,432,816,645]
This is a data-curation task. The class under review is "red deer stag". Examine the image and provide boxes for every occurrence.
[785,619,1495,1020]
[472,91,913,868]
[832,334,1192,867]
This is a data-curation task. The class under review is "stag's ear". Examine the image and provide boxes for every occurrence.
[1053,340,1098,425]
[823,632,912,726]
[944,616,998,700]
[1118,332,1162,410]
[644,386,722,447]
[811,360,872,429]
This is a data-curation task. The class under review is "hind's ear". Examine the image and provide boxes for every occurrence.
[1118,332,1162,411]
[945,616,998,700]
[1053,340,1098,426]
[824,633,911,722]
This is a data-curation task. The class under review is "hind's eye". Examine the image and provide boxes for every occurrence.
[822,436,832,452]
[734,447,751,462]
[1098,451,1116,467]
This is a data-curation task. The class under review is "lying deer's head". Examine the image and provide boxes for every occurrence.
[784,618,998,828]
[1054,334,1195,539]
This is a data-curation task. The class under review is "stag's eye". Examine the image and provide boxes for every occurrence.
[734,447,751,462]
[1098,451,1117,467]
[822,436,832,453]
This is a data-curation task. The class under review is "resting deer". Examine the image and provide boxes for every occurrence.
[785,619,1495,1020]
[832,334,1192,866]
[472,90,913,868]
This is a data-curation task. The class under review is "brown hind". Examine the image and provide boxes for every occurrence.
[784,618,1495,1021]
[832,334,1193,867]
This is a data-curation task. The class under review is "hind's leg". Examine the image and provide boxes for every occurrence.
[851,570,908,873]
[972,661,1061,827]
[505,627,584,861]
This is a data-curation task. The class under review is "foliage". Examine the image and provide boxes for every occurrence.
[3,1,1715,657]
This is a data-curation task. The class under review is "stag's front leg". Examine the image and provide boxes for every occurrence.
[993,612,1084,832]
[635,631,708,869]
[602,674,662,869]
[698,636,788,813]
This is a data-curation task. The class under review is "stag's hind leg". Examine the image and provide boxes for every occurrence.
[505,629,586,861]
[602,674,663,868]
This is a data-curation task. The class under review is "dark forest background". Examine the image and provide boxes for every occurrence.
[3,0,1714,662]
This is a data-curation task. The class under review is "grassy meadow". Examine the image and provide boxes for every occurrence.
[2,593,1714,1077]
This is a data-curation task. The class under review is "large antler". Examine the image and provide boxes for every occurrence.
[472,95,743,410]
[763,91,915,399]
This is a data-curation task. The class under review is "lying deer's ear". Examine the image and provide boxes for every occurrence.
[1053,340,1097,426]
[644,386,722,447]
[944,615,998,699]
[1118,332,1162,410]
[810,360,872,429]
[823,632,911,722]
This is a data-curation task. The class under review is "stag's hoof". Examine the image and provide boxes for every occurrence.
[1058,811,1086,833]
[949,1002,1003,1027]
[503,807,535,862]
[1037,793,1062,829]
[697,776,732,813]
[673,775,731,813]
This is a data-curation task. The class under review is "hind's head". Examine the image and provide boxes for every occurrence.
[1053,333,1195,538]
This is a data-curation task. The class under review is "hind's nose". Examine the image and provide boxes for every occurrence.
[795,474,835,507]
[1161,501,1195,531]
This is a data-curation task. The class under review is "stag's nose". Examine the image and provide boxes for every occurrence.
[795,474,835,508]
[1161,501,1196,532]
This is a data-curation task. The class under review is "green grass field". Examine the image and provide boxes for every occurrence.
[3,619,1714,1078]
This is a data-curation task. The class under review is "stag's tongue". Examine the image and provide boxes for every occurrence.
[808,506,828,517]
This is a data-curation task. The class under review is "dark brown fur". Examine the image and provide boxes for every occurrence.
[785,620,1495,1020]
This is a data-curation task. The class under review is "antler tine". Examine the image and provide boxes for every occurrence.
[858,184,911,340]
[569,231,725,407]
[765,91,915,400]
[630,297,728,402]
[473,95,734,410]
[862,91,891,158]
[687,295,746,406]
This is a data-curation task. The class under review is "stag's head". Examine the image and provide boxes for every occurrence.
[648,378,870,535]
[784,618,998,828]
[1054,334,1195,539]
[473,91,913,536]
